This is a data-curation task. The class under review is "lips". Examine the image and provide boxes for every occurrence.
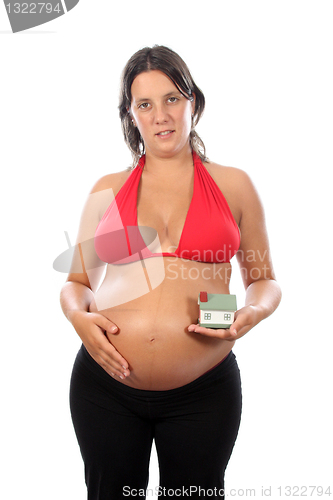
[156,130,175,137]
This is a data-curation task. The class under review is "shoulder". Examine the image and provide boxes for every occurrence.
[204,160,253,190]
[76,169,133,225]
[90,169,132,196]
[204,160,259,223]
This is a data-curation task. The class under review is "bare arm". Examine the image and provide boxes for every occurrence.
[61,280,94,321]
[189,168,281,339]
[60,175,131,379]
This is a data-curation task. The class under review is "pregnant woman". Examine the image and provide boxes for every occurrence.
[60,45,281,499]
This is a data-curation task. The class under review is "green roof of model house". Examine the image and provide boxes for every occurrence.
[198,293,237,311]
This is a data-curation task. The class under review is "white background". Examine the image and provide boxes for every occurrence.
[1,1,332,498]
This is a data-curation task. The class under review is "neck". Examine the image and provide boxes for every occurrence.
[143,146,194,176]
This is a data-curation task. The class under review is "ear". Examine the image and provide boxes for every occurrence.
[127,106,136,127]
[190,93,196,115]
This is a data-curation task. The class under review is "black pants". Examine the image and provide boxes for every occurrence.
[70,345,242,499]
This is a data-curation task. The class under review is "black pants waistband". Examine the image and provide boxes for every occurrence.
[78,344,237,401]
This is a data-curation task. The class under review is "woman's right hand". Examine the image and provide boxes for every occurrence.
[70,310,130,380]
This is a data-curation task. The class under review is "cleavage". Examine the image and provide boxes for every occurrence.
[136,173,194,253]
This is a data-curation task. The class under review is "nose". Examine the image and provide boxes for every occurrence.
[154,103,169,124]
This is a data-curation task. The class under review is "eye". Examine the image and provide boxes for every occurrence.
[167,96,179,104]
[138,102,150,110]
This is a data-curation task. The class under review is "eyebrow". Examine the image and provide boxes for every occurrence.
[135,91,183,102]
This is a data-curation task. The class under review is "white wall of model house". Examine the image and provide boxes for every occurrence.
[200,309,235,326]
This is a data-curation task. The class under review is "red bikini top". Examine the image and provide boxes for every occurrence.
[94,152,240,264]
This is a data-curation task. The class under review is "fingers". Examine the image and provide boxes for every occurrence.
[104,342,130,380]
[88,336,130,381]
[99,332,130,379]
[94,313,119,335]
[188,324,237,340]
[86,313,130,380]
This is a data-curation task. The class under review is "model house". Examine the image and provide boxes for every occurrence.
[198,291,237,329]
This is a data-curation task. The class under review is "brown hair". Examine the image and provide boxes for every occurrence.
[119,45,208,167]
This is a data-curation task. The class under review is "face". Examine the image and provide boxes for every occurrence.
[130,70,195,159]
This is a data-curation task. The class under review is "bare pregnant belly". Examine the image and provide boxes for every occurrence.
[89,258,235,390]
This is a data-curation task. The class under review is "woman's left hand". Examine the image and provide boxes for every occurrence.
[187,305,260,341]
